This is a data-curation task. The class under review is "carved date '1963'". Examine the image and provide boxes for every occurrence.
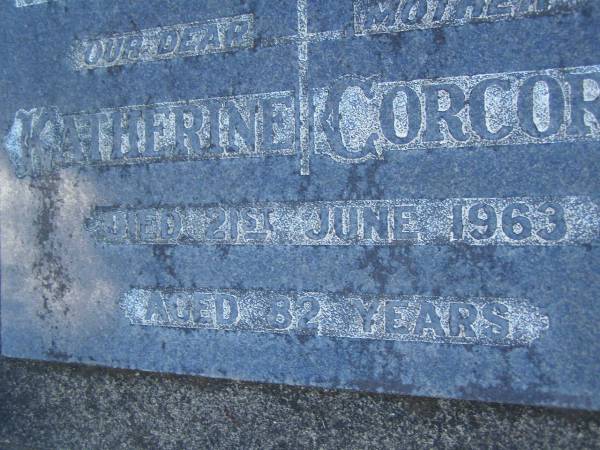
[87,197,599,246]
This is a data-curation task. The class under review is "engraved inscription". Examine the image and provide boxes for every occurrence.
[87,197,599,246]
[315,65,600,163]
[5,64,600,176]
[71,15,255,69]
[9,0,588,176]
[354,0,585,35]
[120,289,549,346]
[4,92,295,177]
[15,0,48,7]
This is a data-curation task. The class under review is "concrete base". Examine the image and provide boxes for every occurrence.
[1,356,599,449]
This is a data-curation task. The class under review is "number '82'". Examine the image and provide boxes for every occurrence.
[452,202,567,242]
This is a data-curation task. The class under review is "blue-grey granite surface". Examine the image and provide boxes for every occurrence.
[1,0,600,411]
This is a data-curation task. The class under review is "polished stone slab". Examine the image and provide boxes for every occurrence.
[1,0,600,410]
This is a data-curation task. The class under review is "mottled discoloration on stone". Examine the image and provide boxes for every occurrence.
[2,0,600,411]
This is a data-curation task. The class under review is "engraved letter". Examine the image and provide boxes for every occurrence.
[518,75,565,138]
[482,302,509,340]
[449,302,477,337]
[215,294,239,326]
[470,78,513,140]
[385,300,409,334]
[380,86,422,145]
[123,35,142,61]
[84,40,103,66]
[361,0,400,30]
[165,293,193,325]
[193,293,215,326]
[333,207,359,241]
[393,205,418,240]
[414,302,445,337]
[226,100,256,153]
[175,106,210,157]
[400,0,428,24]
[487,0,512,16]
[143,108,167,155]
[566,72,600,136]
[422,84,468,142]
[103,37,124,64]
[432,0,452,21]
[306,206,330,240]
[226,18,251,47]
[61,115,84,163]
[353,298,381,333]
[261,96,294,152]
[145,292,168,323]
[160,210,182,240]
[363,206,389,241]
[157,30,179,55]
[452,0,486,20]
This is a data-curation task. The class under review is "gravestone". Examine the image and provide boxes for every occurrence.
[1,0,599,410]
